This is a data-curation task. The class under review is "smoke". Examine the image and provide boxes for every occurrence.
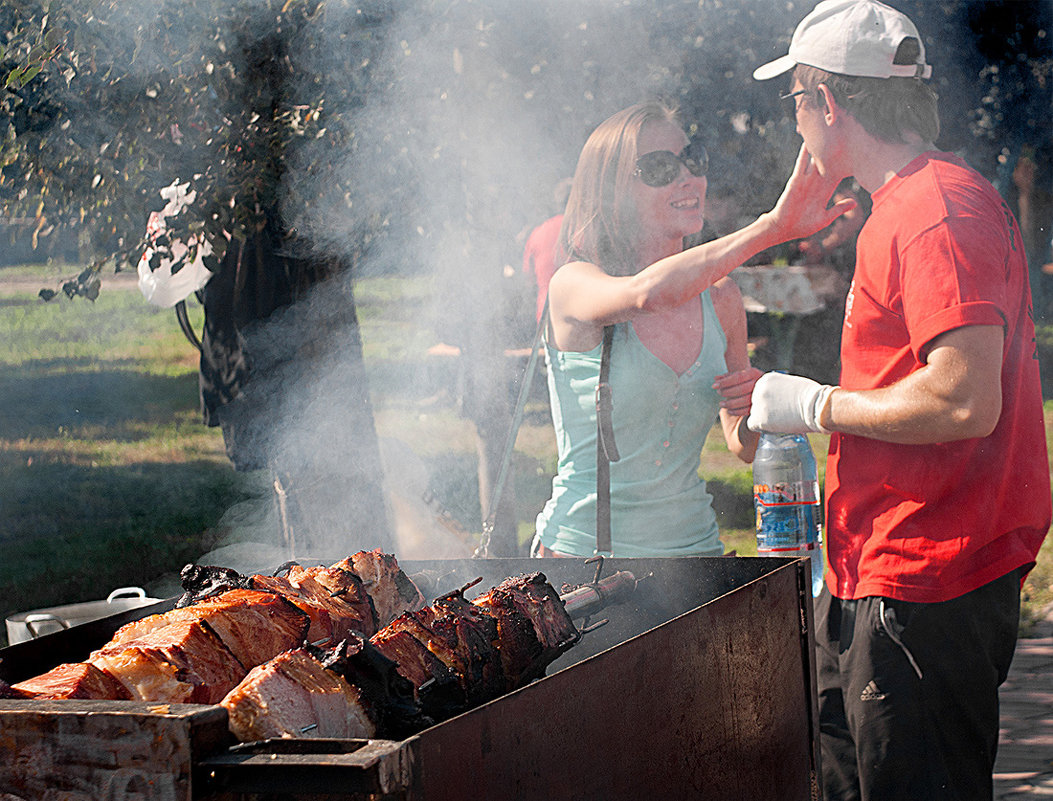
[64,0,1046,572]
[186,0,819,567]
[202,0,720,564]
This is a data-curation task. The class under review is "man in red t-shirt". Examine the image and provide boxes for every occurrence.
[749,2,1051,799]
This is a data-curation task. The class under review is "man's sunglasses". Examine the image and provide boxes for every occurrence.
[634,140,709,187]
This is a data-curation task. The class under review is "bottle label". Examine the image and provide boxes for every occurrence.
[754,482,820,550]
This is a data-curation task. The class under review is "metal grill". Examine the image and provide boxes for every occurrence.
[0,556,820,801]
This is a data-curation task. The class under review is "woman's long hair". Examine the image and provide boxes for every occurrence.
[560,101,680,277]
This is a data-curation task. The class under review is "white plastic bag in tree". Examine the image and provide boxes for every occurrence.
[136,181,214,308]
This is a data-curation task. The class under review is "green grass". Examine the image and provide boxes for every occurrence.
[2,264,1052,647]
[0,282,246,638]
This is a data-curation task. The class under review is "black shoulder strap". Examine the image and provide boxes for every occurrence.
[174,299,203,352]
[477,296,550,558]
[595,324,620,554]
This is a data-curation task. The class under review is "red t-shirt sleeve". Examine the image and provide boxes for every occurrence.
[899,216,1010,360]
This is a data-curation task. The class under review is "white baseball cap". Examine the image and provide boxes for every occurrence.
[753,0,932,81]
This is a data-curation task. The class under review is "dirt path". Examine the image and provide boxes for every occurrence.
[0,268,140,295]
[994,612,1053,799]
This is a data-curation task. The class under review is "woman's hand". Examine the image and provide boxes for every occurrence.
[714,366,763,418]
[767,145,856,243]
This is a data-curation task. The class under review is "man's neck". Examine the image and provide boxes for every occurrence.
[849,133,935,194]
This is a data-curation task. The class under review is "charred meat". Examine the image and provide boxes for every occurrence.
[311,636,426,739]
[0,679,25,699]
[365,572,578,727]
[473,571,580,676]
[369,620,463,713]
[177,563,252,606]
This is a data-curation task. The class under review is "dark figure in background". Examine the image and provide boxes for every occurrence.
[795,181,867,274]
[1009,142,1053,321]
[199,214,390,557]
[521,178,572,322]
[749,2,1051,799]
[199,216,314,454]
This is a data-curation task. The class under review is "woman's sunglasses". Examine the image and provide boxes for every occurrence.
[634,141,709,187]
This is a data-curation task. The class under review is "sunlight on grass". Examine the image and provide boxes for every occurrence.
[0,271,241,636]
[0,290,204,374]
[4,418,228,466]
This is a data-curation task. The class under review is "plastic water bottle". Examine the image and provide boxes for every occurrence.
[753,432,825,597]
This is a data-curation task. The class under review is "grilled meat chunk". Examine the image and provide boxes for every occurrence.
[89,618,246,704]
[250,563,378,642]
[429,589,504,700]
[248,573,340,645]
[377,603,499,696]
[311,636,425,739]
[472,572,579,667]
[368,621,466,723]
[339,550,425,626]
[221,648,376,742]
[11,662,131,701]
[110,589,309,670]
[369,622,458,693]
[287,563,379,637]
[363,573,581,727]
[468,585,546,689]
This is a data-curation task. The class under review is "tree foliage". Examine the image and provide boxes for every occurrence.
[1,0,393,298]
[2,0,1048,296]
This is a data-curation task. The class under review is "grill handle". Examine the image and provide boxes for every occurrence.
[559,570,638,620]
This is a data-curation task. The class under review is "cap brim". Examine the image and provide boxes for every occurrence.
[753,54,796,81]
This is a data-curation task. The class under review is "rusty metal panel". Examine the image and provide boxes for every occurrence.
[404,560,817,801]
[0,700,229,801]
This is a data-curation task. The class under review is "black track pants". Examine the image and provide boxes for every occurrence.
[814,569,1022,801]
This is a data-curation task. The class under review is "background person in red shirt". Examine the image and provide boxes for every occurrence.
[748,1,1051,799]
[522,179,572,322]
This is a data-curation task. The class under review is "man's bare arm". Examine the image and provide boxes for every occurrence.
[821,325,1004,444]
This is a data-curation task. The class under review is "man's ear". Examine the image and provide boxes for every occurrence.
[816,84,840,125]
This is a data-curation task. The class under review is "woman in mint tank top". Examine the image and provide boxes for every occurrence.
[532,101,846,558]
